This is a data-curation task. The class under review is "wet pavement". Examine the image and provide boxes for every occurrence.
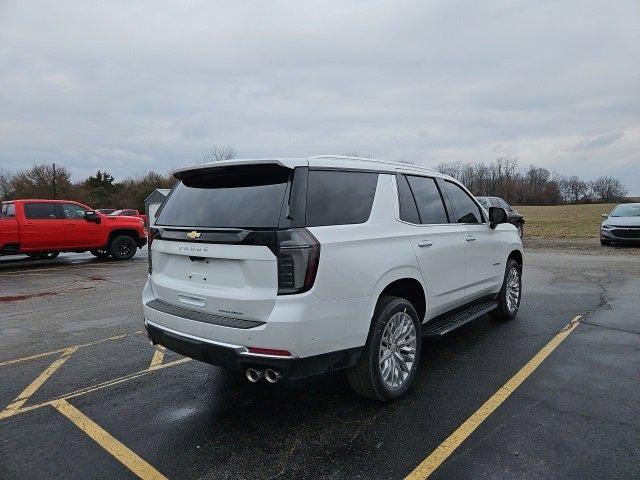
[0,247,638,479]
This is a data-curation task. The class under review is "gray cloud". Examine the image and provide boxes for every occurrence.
[1,0,639,193]
[573,132,624,151]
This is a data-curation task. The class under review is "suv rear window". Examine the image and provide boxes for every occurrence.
[156,165,290,228]
[305,170,378,227]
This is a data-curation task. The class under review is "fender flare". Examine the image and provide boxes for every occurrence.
[367,265,428,321]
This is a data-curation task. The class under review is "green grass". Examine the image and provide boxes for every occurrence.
[514,203,617,239]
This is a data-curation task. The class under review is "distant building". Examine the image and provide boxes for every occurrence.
[144,188,171,226]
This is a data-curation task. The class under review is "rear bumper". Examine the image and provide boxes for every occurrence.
[144,320,361,379]
[136,237,147,248]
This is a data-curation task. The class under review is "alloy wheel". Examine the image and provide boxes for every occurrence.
[506,267,521,312]
[378,311,417,389]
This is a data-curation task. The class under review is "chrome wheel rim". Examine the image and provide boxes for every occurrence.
[506,267,521,312]
[379,311,417,390]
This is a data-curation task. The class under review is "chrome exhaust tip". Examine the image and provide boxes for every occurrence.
[246,368,263,383]
[264,369,282,384]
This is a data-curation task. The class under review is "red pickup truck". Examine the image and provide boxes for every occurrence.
[0,199,147,260]
[109,209,148,225]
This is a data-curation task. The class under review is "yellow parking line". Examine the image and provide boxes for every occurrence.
[405,315,582,479]
[0,347,78,419]
[149,347,165,369]
[1,358,191,420]
[0,332,143,368]
[52,399,167,480]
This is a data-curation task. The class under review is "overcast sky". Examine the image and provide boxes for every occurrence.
[1,1,639,193]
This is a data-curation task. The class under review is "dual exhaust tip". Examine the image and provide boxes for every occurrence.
[246,368,282,384]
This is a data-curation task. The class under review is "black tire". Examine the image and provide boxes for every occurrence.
[600,239,611,246]
[346,296,421,401]
[90,249,110,259]
[491,258,522,321]
[108,235,137,260]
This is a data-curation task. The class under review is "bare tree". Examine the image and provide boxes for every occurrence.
[397,159,415,165]
[559,175,590,204]
[202,145,238,163]
[8,163,75,200]
[0,168,12,200]
[590,176,628,203]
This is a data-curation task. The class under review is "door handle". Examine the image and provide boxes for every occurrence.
[465,235,476,242]
[417,240,433,247]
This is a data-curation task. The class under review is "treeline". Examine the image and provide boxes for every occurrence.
[0,164,175,212]
[0,156,630,210]
[436,157,628,205]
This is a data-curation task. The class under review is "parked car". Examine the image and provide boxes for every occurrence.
[109,209,148,225]
[142,156,522,401]
[600,203,640,245]
[476,196,525,238]
[97,208,116,215]
[0,199,147,260]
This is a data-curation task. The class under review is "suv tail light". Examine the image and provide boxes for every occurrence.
[277,228,320,295]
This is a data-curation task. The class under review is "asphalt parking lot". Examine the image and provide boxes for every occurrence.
[1,244,639,479]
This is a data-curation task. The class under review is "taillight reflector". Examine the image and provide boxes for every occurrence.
[248,347,293,357]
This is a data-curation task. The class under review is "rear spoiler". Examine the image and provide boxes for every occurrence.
[172,158,308,180]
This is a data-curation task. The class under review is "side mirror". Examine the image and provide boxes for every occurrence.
[601,213,608,218]
[84,211,101,224]
[489,207,508,229]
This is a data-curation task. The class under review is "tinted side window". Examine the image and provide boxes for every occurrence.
[397,175,420,224]
[406,176,449,224]
[24,203,57,220]
[306,170,378,227]
[443,182,484,224]
[62,203,88,219]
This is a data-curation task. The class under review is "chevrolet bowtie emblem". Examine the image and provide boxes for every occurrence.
[186,231,202,240]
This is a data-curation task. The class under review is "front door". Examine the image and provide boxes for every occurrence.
[397,174,467,318]
[441,180,501,299]
[60,203,104,248]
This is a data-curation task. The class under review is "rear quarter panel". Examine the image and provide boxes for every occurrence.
[308,174,422,303]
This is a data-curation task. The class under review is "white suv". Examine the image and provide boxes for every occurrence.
[143,156,523,401]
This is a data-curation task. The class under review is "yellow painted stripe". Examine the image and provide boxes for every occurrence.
[0,332,140,368]
[0,346,77,419]
[149,347,165,369]
[405,315,582,480]
[52,399,167,480]
[2,358,191,419]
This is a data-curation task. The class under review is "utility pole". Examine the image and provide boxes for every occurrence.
[52,163,56,199]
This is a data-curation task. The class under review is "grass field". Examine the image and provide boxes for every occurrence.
[514,203,617,239]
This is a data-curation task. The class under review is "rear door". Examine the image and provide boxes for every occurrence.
[150,163,298,322]
[21,202,65,250]
[397,174,466,317]
[441,180,502,299]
